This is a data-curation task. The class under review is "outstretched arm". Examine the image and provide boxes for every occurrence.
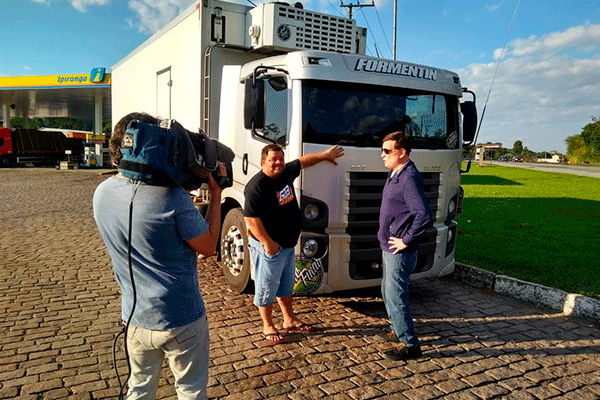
[298,145,345,169]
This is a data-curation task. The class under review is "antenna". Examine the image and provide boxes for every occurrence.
[340,0,374,19]
[462,0,521,174]
[393,0,397,59]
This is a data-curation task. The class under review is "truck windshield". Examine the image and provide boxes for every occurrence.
[302,80,459,149]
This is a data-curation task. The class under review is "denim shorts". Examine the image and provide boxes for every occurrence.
[248,235,295,307]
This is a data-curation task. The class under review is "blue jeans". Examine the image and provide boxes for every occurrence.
[381,249,419,347]
[248,235,295,307]
[126,316,209,399]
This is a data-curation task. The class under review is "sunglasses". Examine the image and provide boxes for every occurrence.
[381,148,397,155]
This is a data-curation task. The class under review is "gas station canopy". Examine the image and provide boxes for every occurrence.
[0,68,111,134]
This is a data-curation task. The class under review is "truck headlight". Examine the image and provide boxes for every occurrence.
[447,227,454,244]
[303,203,320,221]
[445,223,457,257]
[301,196,328,228]
[448,199,456,215]
[302,239,318,257]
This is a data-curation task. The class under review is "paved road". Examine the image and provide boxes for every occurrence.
[488,161,600,178]
[1,168,599,399]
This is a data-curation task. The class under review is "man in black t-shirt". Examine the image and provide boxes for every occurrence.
[244,143,344,344]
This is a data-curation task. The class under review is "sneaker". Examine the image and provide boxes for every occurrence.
[382,343,422,361]
[375,329,399,343]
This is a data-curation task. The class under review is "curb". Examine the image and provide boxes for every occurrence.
[451,263,600,321]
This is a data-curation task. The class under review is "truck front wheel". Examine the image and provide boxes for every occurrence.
[220,208,253,293]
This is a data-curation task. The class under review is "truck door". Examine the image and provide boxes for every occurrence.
[244,75,289,175]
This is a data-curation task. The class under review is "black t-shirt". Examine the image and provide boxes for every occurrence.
[244,160,302,248]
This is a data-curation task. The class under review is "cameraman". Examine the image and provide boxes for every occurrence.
[93,112,221,399]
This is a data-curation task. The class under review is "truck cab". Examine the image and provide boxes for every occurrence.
[217,51,476,294]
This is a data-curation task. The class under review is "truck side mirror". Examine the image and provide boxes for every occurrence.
[461,100,477,144]
[244,79,265,131]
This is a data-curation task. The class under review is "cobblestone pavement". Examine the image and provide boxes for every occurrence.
[1,168,599,400]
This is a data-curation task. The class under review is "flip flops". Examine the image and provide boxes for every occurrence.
[262,332,284,344]
[283,323,314,333]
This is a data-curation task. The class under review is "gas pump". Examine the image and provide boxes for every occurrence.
[84,133,108,167]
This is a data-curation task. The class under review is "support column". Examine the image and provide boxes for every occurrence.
[94,91,104,167]
[2,104,9,128]
[479,145,486,166]
[94,91,102,134]
[21,106,29,128]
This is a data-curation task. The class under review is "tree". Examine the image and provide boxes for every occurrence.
[581,116,600,156]
[9,117,111,133]
[521,146,535,162]
[566,134,585,155]
[512,140,523,155]
[496,146,510,159]
[103,121,112,134]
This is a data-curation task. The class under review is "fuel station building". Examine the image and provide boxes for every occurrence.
[0,68,111,166]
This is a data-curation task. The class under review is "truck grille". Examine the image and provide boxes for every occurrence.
[346,171,440,280]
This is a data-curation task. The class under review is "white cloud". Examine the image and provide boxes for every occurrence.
[459,23,600,152]
[493,47,506,60]
[69,0,111,12]
[127,0,196,34]
[510,24,600,57]
[486,3,502,12]
[29,0,111,12]
[123,0,369,35]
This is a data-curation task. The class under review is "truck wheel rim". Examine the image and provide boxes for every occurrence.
[222,225,245,276]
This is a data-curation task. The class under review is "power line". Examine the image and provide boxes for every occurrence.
[373,42,380,58]
[322,0,346,18]
[371,5,392,58]
[357,8,378,57]
[323,0,376,56]
[474,0,522,145]
[464,0,521,173]
[340,0,374,19]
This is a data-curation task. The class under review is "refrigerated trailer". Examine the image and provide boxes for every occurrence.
[111,0,477,294]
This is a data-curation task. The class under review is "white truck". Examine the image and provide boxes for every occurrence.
[112,0,477,295]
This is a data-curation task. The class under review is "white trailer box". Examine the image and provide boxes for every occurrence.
[112,1,366,138]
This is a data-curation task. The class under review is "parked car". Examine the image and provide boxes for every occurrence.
[513,156,523,162]
[499,155,510,162]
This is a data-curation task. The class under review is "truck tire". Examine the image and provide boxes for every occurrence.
[220,208,253,293]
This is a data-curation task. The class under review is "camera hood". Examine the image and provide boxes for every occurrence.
[119,118,234,190]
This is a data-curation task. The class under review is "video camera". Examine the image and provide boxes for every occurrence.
[119,119,234,190]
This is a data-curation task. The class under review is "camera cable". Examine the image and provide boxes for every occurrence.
[112,180,141,400]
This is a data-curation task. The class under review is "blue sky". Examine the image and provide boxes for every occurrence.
[1,0,599,153]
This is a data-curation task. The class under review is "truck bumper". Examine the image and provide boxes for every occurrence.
[295,222,457,294]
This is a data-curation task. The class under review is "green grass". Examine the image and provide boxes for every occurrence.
[456,163,600,299]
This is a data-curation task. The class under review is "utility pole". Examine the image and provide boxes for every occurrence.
[340,0,374,20]
[393,0,397,60]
